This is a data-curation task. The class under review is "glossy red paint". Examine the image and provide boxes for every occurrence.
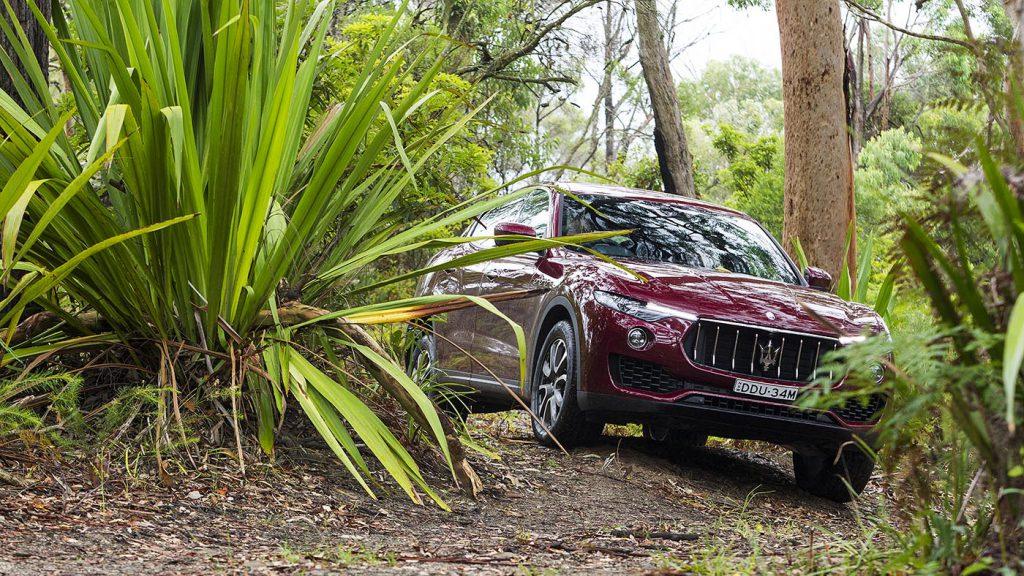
[804,266,834,291]
[416,183,886,442]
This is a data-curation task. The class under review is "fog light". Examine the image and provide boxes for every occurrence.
[870,363,885,383]
[627,328,651,350]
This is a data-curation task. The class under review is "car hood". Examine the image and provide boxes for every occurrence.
[604,259,883,337]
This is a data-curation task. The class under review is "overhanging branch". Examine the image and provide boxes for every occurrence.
[844,0,977,52]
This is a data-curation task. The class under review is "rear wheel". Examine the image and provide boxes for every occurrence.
[643,424,708,449]
[530,320,603,448]
[407,328,471,422]
[792,445,875,503]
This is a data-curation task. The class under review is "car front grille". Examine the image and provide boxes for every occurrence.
[684,319,841,383]
[611,355,885,424]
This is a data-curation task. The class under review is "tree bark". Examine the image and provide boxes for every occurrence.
[777,0,855,281]
[634,0,695,197]
[0,0,51,106]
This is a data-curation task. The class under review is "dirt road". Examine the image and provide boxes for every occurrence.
[0,413,893,575]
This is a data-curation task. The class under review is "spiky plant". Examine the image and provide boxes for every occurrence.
[0,0,614,504]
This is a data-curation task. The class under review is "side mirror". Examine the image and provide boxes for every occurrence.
[804,266,833,292]
[494,222,538,247]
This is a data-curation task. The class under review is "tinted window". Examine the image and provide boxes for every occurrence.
[517,190,550,237]
[561,195,801,284]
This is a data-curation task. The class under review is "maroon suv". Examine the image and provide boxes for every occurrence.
[411,183,887,502]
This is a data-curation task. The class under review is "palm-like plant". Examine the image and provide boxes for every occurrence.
[898,144,1024,558]
[0,0,611,503]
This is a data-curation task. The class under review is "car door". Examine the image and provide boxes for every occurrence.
[450,196,526,391]
[425,232,480,381]
[475,188,555,394]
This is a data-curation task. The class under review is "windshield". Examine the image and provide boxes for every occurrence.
[561,195,802,284]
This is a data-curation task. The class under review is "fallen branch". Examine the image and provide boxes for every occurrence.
[2,310,105,345]
[609,528,699,542]
[0,467,29,488]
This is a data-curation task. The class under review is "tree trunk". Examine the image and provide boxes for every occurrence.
[634,0,694,197]
[880,1,892,131]
[853,19,866,156]
[866,21,875,103]
[1004,0,1024,157]
[1006,0,1024,57]
[0,0,51,106]
[603,0,616,170]
[777,0,854,281]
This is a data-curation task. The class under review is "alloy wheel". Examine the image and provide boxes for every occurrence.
[537,337,569,427]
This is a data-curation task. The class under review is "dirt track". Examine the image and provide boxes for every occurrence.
[0,412,893,575]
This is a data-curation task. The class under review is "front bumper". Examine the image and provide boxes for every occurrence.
[578,391,875,447]
[577,304,880,446]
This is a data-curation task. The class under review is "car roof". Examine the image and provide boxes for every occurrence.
[546,182,747,217]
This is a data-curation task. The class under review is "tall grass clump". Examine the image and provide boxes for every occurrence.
[0,0,606,503]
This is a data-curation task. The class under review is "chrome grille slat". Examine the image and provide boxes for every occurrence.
[731,332,739,371]
[777,336,785,378]
[686,319,841,383]
[750,333,758,372]
[795,340,804,380]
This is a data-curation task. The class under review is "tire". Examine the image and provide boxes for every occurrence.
[407,328,471,422]
[643,424,708,449]
[792,445,875,503]
[530,320,603,448]
[406,330,435,383]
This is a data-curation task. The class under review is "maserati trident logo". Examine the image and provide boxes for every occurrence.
[759,341,781,371]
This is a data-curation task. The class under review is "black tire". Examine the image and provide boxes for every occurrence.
[406,328,471,422]
[406,331,434,381]
[643,424,708,449]
[530,320,603,448]
[792,445,875,503]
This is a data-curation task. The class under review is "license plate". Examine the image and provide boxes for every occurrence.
[733,379,799,401]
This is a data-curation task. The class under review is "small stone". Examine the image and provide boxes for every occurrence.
[187,490,202,500]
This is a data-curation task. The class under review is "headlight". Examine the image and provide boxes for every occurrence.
[593,290,697,322]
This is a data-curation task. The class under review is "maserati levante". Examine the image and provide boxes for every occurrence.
[408,183,887,502]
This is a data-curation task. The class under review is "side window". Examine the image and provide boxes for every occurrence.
[473,196,524,247]
[517,189,550,238]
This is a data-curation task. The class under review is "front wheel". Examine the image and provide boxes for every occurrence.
[792,445,875,503]
[530,320,603,448]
